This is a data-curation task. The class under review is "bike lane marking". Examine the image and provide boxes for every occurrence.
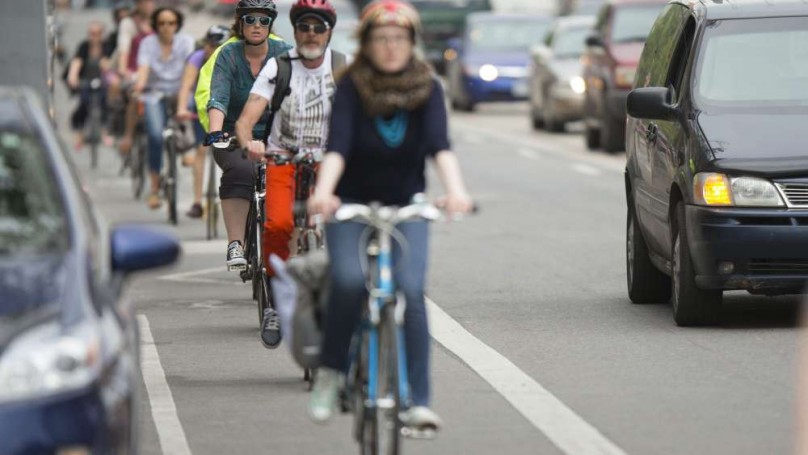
[426,298,628,455]
[138,315,193,455]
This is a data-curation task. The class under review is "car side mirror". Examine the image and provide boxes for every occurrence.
[627,86,678,122]
[111,223,181,273]
[585,34,604,47]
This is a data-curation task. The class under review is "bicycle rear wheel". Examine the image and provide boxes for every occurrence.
[130,134,146,200]
[352,330,376,455]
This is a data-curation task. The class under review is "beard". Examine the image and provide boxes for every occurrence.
[299,43,326,60]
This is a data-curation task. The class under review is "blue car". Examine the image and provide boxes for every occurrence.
[0,87,180,454]
[446,12,554,111]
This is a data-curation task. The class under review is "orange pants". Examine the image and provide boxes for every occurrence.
[263,164,296,276]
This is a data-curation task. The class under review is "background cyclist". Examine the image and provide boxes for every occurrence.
[133,6,194,209]
[176,25,231,219]
[306,0,474,431]
[202,0,291,271]
[235,0,342,349]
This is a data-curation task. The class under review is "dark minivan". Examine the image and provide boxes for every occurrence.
[624,0,808,326]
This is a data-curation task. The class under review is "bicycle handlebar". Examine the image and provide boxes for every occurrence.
[334,199,442,225]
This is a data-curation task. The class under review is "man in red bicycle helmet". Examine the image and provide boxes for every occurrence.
[235,0,348,348]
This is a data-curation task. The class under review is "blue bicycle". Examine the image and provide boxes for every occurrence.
[334,198,441,455]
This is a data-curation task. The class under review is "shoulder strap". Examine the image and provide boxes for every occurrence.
[262,52,293,143]
[330,50,347,73]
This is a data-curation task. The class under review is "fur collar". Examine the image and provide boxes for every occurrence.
[347,57,434,117]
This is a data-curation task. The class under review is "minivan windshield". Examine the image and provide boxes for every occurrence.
[553,26,591,57]
[694,17,808,109]
[611,5,664,43]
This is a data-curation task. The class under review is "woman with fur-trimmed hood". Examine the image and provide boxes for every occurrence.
[306,0,474,433]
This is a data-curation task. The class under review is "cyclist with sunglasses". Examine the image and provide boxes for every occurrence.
[203,0,291,274]
[235,0,344,348]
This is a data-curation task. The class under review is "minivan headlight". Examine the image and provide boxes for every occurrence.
[0,321,100,404]
[693,173,784,207]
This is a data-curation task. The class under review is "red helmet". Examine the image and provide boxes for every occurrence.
[290,0,337,28]
[358,0,421,38]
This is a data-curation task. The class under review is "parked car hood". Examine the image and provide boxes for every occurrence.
[608,42,644,67]
[464,49,529,67]
[698,110,808,177]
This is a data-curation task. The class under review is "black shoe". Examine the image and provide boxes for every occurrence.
[226,241,247,271]
[260,307,281,349]
[186,203,203,218]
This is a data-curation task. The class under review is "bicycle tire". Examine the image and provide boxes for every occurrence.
[352,331,376,454]
[131,135,146,200]
[166,142,178,225]
[375,303,401,455]
[88,109,101,169]
[205,153,219,240]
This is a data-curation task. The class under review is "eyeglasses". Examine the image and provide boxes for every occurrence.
[242,15,272,28]
[157,20,177,26]
[295,22,329,34]
[370,34,410,46]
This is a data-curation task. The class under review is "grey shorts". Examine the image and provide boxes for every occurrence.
[213,147,255,201]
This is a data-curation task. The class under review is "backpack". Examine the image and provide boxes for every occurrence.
[261,49,347,143]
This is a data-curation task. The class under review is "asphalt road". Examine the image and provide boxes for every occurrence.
[54,6,802,455]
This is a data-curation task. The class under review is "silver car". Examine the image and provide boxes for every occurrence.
[528,15,595,131]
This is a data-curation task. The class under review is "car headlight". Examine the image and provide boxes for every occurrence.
[569,76,586,94]
[0,320,100,404]
[614,65,636,88]
[693,173,784,207]
[478,64,499,82]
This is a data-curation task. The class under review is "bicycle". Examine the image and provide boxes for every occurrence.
[129,100,147,200]
[334,198,442,455]
[82,77,105,169]
[158,93,182,225]
[211,136,271,325]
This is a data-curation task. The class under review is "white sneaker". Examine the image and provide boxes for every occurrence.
[399,406,442,431]
[308,368,342,424]
[226,240,247,270]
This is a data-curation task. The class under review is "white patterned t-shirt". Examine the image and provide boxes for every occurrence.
[250,48,337,154]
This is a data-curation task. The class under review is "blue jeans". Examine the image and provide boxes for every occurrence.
[320,220,432,406]
[143,96,168,173]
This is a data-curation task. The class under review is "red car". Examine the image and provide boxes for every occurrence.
[581,0,667,153]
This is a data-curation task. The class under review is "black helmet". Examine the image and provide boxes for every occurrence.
[236,0,278,19]
[205,24,231,45]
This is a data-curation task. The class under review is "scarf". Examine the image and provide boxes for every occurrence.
[347,56,434,117]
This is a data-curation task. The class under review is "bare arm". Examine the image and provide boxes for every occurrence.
[176,63,199,119]
[208,108,226,133]
[307,152,345,219]
[236,93,269,159]
[433,150,474,214]
[133,63,149,94]
[67,57,83,89]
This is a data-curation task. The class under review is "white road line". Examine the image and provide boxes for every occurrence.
[138,315,193,455]
[571,163,603,176]
[181,240,228,255]
[426,298,628,455]
[518,147,540,160]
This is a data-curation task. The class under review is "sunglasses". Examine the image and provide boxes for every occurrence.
[242,15,272,28]
[157,20,177,26]
[295,22,329,34]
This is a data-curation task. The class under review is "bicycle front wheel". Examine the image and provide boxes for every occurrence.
[374,303,401,455]
[130,135,146,200]
[165,143,178,225]
[205,154,219,240]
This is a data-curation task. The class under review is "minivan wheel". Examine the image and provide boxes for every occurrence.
[601,108,625,153]
[671,202,722,326]
[585,125,600,149]
[626,206,671,303]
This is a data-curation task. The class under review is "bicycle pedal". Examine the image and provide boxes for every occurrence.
[400,427,436,440]
[228,264,247,272]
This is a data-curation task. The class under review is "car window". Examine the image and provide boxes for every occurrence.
[695,16,808,108]
[634,4,686,88]
[552,26,591,57]
[0,126,68,254]
[610,4,665,43]
[667,17,695,100]
[468,18,552,51]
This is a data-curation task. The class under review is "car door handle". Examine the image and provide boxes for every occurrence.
[646,123,658,143]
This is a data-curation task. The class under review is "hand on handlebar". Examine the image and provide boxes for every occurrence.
[203,130,229,146]
[435,191,475,220]
[246,140,266,162]
[175,108,193,122]
[307,191,342,221]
